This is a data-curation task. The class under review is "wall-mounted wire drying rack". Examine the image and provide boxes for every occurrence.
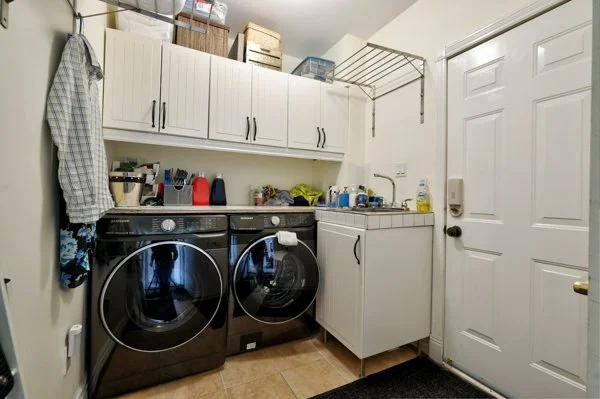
[64,0,213,35]
[332,42,426,131]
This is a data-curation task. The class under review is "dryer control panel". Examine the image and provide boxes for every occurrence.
[230,213,315,231]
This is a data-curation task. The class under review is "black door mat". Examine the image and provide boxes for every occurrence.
[312,356,493,399]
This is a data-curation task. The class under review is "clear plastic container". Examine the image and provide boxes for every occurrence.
[292,57,335,83]
[183,0,228,25]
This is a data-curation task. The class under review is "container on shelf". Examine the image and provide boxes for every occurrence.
[244,22,281,52]
[292,57,335,83]
[175,14,230,57]
[164,185,193,206]
[109,172,146,207]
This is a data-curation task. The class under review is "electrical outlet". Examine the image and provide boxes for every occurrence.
[395,163,408,178]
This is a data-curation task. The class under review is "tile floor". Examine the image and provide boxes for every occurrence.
[117,334,417,399]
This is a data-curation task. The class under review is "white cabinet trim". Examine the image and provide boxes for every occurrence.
[104,128,344,161]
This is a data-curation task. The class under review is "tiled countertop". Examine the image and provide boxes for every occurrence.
[316,209,434,230]
[106,206,316,214]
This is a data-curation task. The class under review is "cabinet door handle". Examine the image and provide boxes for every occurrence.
[246,116,250,140]
[317,127,322,148]
[353,235,361,265]
[253,117,257,141]
[151,100,156,128]
[161,102,166,129]
[321,128,327,148]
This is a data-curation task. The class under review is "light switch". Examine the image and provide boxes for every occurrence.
[395,163,408,177]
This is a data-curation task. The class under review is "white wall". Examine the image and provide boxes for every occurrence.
[0,1,109,398]
[106,141,335,204]
[320,0,540,360]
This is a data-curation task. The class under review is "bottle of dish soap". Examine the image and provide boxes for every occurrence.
[416,179,431,212]
[210,173,227,205]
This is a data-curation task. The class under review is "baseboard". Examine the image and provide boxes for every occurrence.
[428,336,443,364]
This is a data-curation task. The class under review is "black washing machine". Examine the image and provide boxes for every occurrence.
[227,213,319,355]
[89,215,228,399]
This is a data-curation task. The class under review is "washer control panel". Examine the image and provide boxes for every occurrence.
[98,215,228,235]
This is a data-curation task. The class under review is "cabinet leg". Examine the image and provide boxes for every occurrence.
[417,340,422,357]
[323,329,328,345]
[359,359,365,378]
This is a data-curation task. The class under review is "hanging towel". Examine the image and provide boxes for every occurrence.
[276,231,298,247]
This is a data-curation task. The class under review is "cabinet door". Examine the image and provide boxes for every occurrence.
[160,43,210,138]
[209,56,252,143]
[251,67,288,147]
[288,75,322,151]
[316,222,364,353]
[103,29,162,132]
[321,84,348,154]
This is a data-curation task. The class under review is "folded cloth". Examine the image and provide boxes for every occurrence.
[276,231,298,246]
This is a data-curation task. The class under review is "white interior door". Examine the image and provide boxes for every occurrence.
[209,56,252,143]
[288,75,322,151]
[251,66,288,148]
[320,84,348,154]
[445,0,592,397]
[160,43,210,138]
[103,29,162,132]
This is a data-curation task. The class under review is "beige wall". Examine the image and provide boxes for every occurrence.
[106,141,339,204]
[0,1,109,398]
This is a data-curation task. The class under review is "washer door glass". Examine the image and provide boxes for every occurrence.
[233,235,319,324]
[100,241,223,352]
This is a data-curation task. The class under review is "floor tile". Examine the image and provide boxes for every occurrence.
[158,369,224,398]
[282,359,346,399]
[227,374,295,399]
[220,349,279,388]
[324,355,359,383]
[267,339,324,371]
[116,386,162,399]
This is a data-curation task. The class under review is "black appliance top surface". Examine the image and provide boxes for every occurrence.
[98,215,228,236]
[230,213,314,231]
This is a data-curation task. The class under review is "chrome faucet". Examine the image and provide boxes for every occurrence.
[373,173,397,207]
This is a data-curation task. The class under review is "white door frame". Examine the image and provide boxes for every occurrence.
[432,1,598,393]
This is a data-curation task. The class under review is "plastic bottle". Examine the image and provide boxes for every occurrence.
[339,187,350,208]
[192,171,210,206]
[416,179,432,212]
[210,173,227,205]
[348,184,358,208]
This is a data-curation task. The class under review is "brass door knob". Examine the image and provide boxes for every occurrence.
[573,280,589,296]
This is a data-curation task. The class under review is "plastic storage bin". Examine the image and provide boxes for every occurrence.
[292,57,335,83]
[164,185,193,206]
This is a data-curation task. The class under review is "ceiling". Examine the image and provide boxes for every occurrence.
[223,0,417,58]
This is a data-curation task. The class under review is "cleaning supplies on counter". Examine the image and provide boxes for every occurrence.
[339,187,350,208]
[192,172,210,206]
[416,179,432,212]
[327,185,339,207]
[349,184,358,208]
[210,173,227,205]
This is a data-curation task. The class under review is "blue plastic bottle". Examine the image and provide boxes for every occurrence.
[210,173,227,205]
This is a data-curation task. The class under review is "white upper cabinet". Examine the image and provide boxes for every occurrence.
[251,66,288,148]
[160,43,210,138]
[103,29,162,132]
[209,56,252,144]
[321,84,348,153]
[288,75,348,154]
[288,75,322,151]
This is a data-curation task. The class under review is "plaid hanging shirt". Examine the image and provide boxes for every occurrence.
[47,35,113,224]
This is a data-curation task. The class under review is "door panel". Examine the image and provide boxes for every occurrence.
[320,84,348,154]
[103,29,161,132]
[209,56,252,143]
[251,67,288,147]
[446,0,591,397]
[160,43,210,138]
[288,75,322,151]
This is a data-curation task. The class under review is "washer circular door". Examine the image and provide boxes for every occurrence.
[100,241,223,352]
[233,235,319,324]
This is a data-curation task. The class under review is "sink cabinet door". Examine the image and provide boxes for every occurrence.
[317,222,364,354]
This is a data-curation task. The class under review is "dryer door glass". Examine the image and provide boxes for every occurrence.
[233,235,319,324]
[100,241,223,352]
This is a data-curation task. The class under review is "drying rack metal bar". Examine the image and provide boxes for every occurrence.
[333,42,426,128]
